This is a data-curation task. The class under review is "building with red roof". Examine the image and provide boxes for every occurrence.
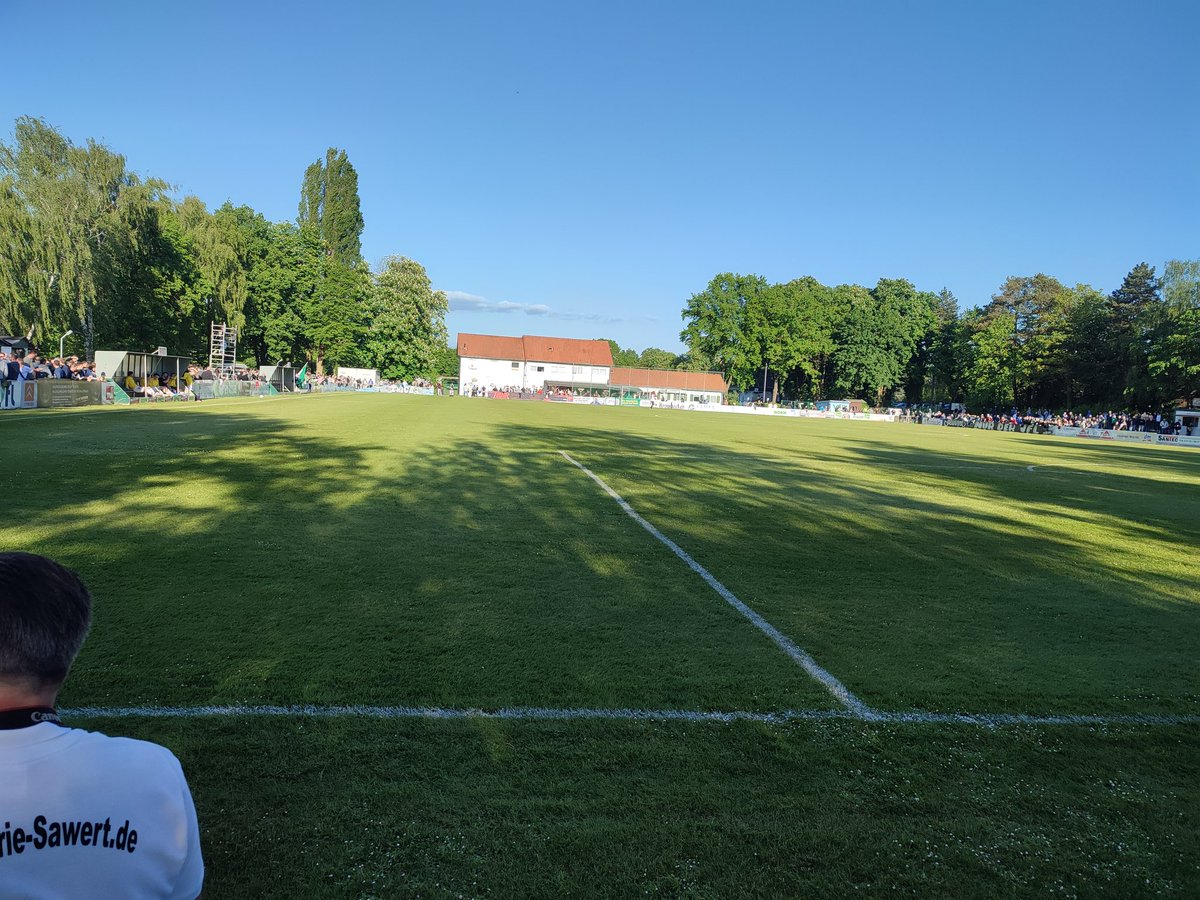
[456,333,728,404]
[456,333,613,392]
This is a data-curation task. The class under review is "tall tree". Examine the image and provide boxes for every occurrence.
[745,276,836,402]
[1062,283,1114,408]
[177,196,248,330]
[0,116,166,356]
[680,273,767,389]
[924,289,966,405]
[672,347,715,372]
[1149,260,1200,404]
[981,274,1070,407]
[1162,259,1200,310]
[298,148,364,269]
[366,256,449,380]
[832,279,935,405]
[637,347,676,369]
[603,339,640,367]
[1109,263,1163,407]
[302,256,369,373]
[296,148,367,373]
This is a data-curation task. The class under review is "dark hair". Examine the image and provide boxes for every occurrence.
[0,553,92,684]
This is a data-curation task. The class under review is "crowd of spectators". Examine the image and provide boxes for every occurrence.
[462,382,528,397]
[915,407,1189,435]
[309,373,442,393]
[1,351,102,381]
[2,350,452,406]
[465,383,619,399]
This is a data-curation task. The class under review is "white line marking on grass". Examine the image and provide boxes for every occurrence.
[57,704,1200,728]
[559,450,877,719]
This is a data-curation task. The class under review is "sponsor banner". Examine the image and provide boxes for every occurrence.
[1,379,38,410]
[1159,433,1200,447]
[1048,425,1200,449]
[35,380,104,408]
[538,396,897,421]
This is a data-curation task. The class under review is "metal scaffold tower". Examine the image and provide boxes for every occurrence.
[209,322,238,377]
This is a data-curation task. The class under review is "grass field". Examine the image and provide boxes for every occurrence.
[5,393,1199,896]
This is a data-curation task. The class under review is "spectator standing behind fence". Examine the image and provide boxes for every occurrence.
[0,553,204,898]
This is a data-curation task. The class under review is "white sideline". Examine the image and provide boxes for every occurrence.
[558,450,877,719]
[57,704,1200,728]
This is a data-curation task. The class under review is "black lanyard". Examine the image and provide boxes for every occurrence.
[0,707,62,730]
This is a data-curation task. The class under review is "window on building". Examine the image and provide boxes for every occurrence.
[511,361,519,370]
[571,365,584,376]
[536,366,545,372]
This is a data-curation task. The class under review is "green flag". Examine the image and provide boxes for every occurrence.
[296,363,308,387]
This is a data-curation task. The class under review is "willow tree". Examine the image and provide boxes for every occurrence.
[176,196,248,330]
[0,116,164,356]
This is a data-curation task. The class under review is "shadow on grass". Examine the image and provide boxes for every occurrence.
[481,416,1200,715]
[10,398,828,712]
[7,397,1198,715]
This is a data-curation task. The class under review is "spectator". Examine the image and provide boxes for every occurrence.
[0,552,204,897]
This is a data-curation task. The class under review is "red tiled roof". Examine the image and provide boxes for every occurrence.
[609,367,728,393]
[456,333,614,367]
[521,335,613,366]
[456,333,527,361]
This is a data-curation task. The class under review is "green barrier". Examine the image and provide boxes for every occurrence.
[107,380,131,405]
[192,380,276,400]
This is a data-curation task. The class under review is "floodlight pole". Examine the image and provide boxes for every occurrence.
[60,329,74,359]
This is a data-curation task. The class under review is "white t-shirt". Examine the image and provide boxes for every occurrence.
[0,723,203,899]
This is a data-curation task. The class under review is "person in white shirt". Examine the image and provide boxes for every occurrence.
[0,553,204,899]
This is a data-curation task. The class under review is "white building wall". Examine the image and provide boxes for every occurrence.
[523,361,568,389]
[459,356,524,389]
[641,388,724,404]
[458,357,613,391]
[335,366,378,383]
[524,361,611,389]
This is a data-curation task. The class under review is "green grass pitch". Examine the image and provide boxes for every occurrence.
[5,394,1199,896]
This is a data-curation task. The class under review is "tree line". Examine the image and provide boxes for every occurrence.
[679,264,1200,410]
[0,117,452,379]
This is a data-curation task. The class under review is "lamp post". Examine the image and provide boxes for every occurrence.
[59,329,74,359]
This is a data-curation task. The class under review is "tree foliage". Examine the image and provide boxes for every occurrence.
[678,262,1198,411]
[679,273,768,389]
[298,148,364,269]
[367,256,449,380]
[0,119,449,376]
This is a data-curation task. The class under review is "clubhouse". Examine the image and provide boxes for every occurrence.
[456,333,728,405]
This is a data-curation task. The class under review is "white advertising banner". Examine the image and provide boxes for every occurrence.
[544,395,897,421]
[1048,426,1200,449]
[1,380,37,410]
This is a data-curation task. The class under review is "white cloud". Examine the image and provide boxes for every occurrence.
[444,289,654,325]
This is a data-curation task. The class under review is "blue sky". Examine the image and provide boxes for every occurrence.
[5,0,1198,352]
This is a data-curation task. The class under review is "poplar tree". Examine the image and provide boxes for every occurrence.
[296,148,366,373]
[298,148,364,268]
